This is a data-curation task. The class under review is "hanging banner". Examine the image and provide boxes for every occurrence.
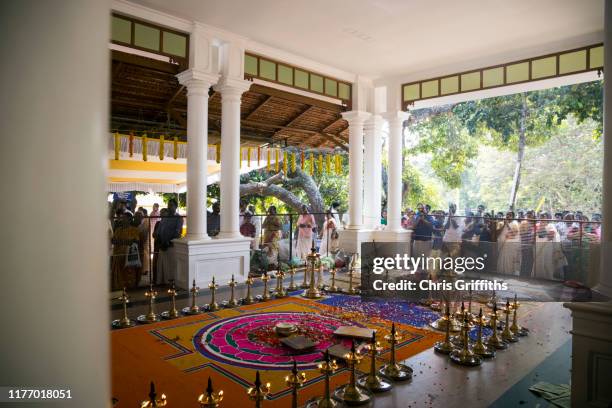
[128,132,134,157]
[300,151,305,170]
[173,137,178,160]
[335,154,342,175]
[142,134,148,162]
[325,154,331,174]
[283,152,288,173]
[309,153,314,175]
[114,132,120,160]
[159,135,165,160]
[216,144,221,164]
[275,149,280,172]
[317,153,323,173]
[257,146,261,166]
[247,147,252,165]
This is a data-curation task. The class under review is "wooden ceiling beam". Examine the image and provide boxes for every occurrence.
[249,83,344,112]
[111,50,180,75]
[320,117,344,133]
[314,132,349,151]
[244,95,274,121]
[272,105,316,139]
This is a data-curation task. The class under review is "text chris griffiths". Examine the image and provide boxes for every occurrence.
[372,279,508,292]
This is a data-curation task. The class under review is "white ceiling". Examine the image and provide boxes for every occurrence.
[131,0,604,79]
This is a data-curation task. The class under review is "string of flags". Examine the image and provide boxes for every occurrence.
[112,132,345,175]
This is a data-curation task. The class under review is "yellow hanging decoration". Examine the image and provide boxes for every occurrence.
[266,148,271,171]
[239,147,242,169]
[142,134,148,162]
[216,144,221,164]
[317,153,323,173]
[128,132,134,157]
[159,135,165,160]
[325,154,331,174]
[283,152,288,173]
[335,154,342,175]
[114,132,120,160]
[290,152,296,172]
[173,137,178,160]
[275,149,280,172]
[247,147,252,165]
[309,153,314,175]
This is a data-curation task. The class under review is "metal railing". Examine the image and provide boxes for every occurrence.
[108,212,601,289]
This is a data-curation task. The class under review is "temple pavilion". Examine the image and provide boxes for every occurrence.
[1,1,611,407]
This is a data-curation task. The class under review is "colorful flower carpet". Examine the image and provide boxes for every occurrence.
[111,295,442,408]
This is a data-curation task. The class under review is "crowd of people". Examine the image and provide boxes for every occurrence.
[109,199,182,291]
[108,194,602,288]
[396,203,602,282]
[238,202,342,266]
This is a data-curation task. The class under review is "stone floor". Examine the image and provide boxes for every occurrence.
[110,270,573,408]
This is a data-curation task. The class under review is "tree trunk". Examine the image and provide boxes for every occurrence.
[508,93,528,211]
[284,168,326,229]
[239,180,304,212]
[238,167,326,230]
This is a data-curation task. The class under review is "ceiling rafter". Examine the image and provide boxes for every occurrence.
[244,95,274,121]
[273,105,317,139]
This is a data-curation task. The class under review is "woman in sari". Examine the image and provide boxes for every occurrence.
[533,213,567,281]
[295,204,316,259]
[496,211,521,276]
[262,205,282,245]
[111,211,142,290]
[319,210,338,257]
[442,204,463,258]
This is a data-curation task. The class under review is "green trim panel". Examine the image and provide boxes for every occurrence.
[111,16,131,44]
[259,59,276,81]
[110,13,189,66]
[244,52,351,106]
[402,43,603,108]
[134,23,160,51]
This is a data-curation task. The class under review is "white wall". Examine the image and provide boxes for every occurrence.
[0,0,110,406]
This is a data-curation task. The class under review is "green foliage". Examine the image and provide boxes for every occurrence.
[545,80,603,139]
[315,164,349,212]
[456,118,602,213]
[405,80,603,212]
[161,192,186,208]
[453,92,556,151]
[409,112,479,188]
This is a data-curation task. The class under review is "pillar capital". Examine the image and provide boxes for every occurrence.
[214,77,252,99]
[341,110,371,126]
[364,114,384,132]
[382,110,409,125]
[177,69,219,94]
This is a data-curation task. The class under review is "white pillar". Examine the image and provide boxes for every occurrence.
[215,79,251,238]
[596,0,612,298]
[364,115,384,228]
[177,71,218,239]
[0,0,109,405]
[342,111,371,229]
[383,111,409,231]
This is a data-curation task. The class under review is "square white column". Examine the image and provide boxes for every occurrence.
[382,110,409,232]
[364,114,384,229]
[341,110,371,230]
